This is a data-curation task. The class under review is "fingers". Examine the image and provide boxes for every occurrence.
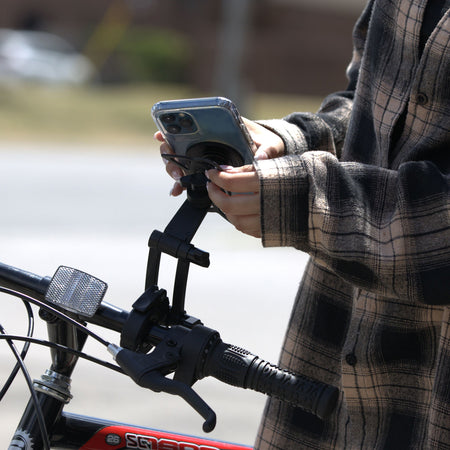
[154,131,184,194]
[205,166,262,238]
[241,119,285,160]
[206,180,260,215]
[206,165,260,193]
[169,180,184,196]
[154,131,165,142]
[206,182,261,237]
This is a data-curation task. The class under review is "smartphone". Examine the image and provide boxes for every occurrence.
[152,97,256,174]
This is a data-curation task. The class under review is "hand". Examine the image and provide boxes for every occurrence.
[206,165,261,238]
[242,118,285,160]
[155,120,284,196]
[155,130,185,196]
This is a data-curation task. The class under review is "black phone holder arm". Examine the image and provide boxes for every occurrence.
[145,177,212,325]
[120,179,211,350]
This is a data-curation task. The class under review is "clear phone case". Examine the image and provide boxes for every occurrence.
[152,97,255,173]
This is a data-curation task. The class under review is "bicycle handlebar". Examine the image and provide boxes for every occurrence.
[0,260,339,431]
[0,262,50,298]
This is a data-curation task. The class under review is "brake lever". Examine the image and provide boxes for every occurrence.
[107,336,217,432]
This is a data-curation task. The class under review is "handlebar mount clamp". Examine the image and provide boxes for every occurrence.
[120,286,169,352]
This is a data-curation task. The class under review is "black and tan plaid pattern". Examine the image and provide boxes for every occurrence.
[254,0,449,448]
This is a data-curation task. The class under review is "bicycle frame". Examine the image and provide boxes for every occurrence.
[12,410,251,449]
[44,412,251,449]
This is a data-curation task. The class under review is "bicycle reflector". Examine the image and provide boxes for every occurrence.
[45,266,107,317]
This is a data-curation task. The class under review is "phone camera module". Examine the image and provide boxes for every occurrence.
[160,112,197,134]
[179,115,194,129]
[166,124,182,134]
[161,114,177,124]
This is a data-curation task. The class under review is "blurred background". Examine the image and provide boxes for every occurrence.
[0,0,366,448]
[0,0,366,142]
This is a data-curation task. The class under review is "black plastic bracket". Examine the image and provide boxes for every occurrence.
[120,286,169,352]
[145,182,213,324]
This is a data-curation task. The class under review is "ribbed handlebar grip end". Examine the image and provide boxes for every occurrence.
[246,360,339,420]
[205,342,339,420]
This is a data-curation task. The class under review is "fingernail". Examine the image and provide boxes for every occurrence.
[219,165,234,171]
[169,180,182,196]
[171,169,182,180]
[254,150,268,161]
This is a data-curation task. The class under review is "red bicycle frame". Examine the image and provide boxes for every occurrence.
[50,412,252,449]
[81,424,251,450]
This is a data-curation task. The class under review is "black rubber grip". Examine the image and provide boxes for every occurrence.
[204,341,339,420]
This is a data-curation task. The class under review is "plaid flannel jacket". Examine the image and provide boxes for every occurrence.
[254,0,450,448]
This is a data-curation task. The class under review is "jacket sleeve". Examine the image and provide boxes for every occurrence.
[254,0,450,306]
[255,152,450,305]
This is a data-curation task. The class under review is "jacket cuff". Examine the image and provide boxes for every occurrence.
[254,156,310,249]
[255,119,308,155]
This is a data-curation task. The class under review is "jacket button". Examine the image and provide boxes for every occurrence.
[345,353,357,366]
[416,92,428,105]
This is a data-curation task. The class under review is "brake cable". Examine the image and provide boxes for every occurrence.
[0,298,34,402]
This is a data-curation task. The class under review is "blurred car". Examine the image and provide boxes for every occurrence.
[0,29,97,85]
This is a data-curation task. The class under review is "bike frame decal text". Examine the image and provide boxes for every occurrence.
[80,425,252,450]
[126,432,218,449]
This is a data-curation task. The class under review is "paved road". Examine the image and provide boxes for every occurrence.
[0,142,308,447]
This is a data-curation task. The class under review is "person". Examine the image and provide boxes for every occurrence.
[156,0,449,448]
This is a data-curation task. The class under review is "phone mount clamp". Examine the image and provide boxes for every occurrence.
[120,174,211,351]
[117,173,221,431]
[147,174,212,318]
